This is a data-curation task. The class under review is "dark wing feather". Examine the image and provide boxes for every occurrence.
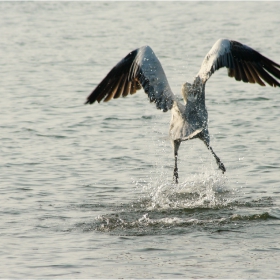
[86,46,176,112]
[197,38,280,87]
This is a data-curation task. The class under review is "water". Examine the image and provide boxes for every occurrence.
[1,1,280,278]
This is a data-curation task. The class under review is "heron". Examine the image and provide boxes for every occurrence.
[85,39,280,183]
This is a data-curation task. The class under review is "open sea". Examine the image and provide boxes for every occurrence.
[1,1,280,278]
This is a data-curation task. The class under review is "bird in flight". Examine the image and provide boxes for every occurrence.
[85,39,280,183]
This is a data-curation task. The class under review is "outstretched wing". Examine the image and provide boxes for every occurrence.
[196,38,280,87]
[85,46,177,112]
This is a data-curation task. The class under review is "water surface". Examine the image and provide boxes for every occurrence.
[1,2,280,278]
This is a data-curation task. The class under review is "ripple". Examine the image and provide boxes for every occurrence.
[70,189,277,236]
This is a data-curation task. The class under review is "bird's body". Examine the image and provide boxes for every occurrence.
[86,39,280,183]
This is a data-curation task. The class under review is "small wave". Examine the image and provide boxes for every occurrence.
[92,212,227,235]
[232,97,270,103]
[36,133,67,139]
[230,212,271,221]
[91,206,276,235]
[141,115,155,120]
[70,194,277,236]
[86,206,274,236]
[269,208,280,219]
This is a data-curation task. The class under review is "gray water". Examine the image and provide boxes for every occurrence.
[1,1,280,278]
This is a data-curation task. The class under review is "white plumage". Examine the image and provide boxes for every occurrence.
[198,39,232,82]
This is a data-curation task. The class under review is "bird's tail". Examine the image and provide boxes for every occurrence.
[169,118,203,141]
[169,101,204,141]
[181,127,203,141]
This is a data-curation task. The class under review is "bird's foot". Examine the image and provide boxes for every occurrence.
[218,161,226,174]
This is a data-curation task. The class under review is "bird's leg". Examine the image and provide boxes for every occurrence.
[204,142,226,173]
[174,153,178,184]
[210,146,226,173]
[173,140,181,183]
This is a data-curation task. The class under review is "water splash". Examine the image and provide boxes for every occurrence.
[137,170,231,210]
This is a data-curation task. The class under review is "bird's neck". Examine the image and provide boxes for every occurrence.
[188,78,205,104]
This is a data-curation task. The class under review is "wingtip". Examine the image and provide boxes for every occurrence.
[85,99,94,105]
